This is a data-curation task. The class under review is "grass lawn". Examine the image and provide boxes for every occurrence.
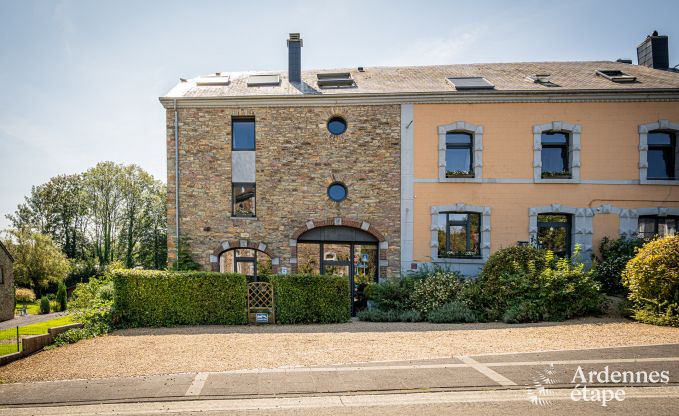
[15,301,61,316]
[0,316,75,356]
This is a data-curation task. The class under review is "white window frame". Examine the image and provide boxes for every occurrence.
[639,120,679,185]
[533,121,581,183]
[438,121,483,183]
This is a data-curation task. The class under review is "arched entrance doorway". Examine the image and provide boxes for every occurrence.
[296,225,379,315]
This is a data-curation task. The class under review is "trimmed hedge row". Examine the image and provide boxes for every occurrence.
[113,270,247,326]
[271,274,351,324]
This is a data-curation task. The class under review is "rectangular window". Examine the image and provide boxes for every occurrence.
[445,132,473,177]
[638,215,678,238]
[647,131,676,180]
[232,183,256,217]
[537,214,572,257]
[437,212,481,258]
[541,132,570,178]
[232,118,255,151]
[0,266,3,284]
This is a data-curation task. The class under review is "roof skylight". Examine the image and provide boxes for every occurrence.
[195,73,230,86]
[447,77,495,90]
[528,74,560,87]
[595,70,637,83]
[246,74,281,86]
[317,72,355,88]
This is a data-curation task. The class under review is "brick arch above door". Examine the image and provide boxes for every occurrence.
[210,240,279,273]
[289,217,388,276]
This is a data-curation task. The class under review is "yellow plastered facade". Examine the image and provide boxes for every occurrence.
[411,102,679,265]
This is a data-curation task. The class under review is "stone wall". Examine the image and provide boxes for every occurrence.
[166,105,401,278]
[0,245,14,322]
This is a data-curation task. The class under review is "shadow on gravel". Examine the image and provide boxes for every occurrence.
[110,317,628,337]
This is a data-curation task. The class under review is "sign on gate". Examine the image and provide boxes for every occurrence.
[247,282,275,324]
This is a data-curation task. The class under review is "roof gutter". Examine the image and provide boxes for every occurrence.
[159,88,679,108]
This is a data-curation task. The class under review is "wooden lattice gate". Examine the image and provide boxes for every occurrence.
[247,282,275,324]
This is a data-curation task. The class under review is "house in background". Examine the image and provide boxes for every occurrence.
[161,32,679,312]
[0,241,15,322]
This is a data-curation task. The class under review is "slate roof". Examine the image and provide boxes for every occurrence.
[164,61,679,99]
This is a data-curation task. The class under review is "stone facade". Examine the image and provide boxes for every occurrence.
[0,242,14,322]
[166,105,401,278]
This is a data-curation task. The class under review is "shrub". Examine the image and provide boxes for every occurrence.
[398,310,423,322]
[591,236,646,295]
[15,287,36,303]
[427,301,477,323]
[357,309,400,322]
[56,281,67,311]
[365,277,417,311]
[113,270,247,326]
[410,271,464,316]
[474,249,605,322]
[39,296,50,314]
[481,245,548,279]
[271,274,350,324]
[502,301,543,324]
[622,236,679,327]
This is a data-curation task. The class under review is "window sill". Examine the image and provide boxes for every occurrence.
[439,177,483,183]
[432,257,486,264]
[229,216,258,221]
[641,179,679,185]
[534,178,581,184]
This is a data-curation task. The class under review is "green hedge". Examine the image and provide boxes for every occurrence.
[113,270,247,326]
[271,274,350,324]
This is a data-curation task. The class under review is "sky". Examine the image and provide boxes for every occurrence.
[1,0,678,230]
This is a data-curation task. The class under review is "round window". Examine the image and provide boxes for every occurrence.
[327,182,348,202]
[327,116,347,135]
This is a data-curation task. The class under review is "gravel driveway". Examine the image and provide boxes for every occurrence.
[1,317,678,383]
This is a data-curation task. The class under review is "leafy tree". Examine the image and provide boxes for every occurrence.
[3,229,70,296]
[6,174,88,259]
[6,162,168,273]
[84,162,125,266]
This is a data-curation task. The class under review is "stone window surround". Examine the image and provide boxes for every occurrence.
[430,204,491,264]
[615,207,679,238]
[639,119,679,185]
[529,204,593,263]
[210,239,280,274]
[533,121,582,183]
[438,121,483,183]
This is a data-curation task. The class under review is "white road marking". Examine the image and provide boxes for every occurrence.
[184,372,209,396]
[457,355,517,386]
[4,386,679,415]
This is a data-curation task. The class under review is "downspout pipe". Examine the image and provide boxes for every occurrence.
[173,99,180,266]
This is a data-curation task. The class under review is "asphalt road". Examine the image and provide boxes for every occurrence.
[1,343,678,415]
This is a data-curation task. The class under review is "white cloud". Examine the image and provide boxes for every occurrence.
[379,28,483,66]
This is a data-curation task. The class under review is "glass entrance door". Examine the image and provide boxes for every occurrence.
[315,242,377,315]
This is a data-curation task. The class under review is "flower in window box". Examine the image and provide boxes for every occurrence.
[446,170,474,178]
[541,170,572,179]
